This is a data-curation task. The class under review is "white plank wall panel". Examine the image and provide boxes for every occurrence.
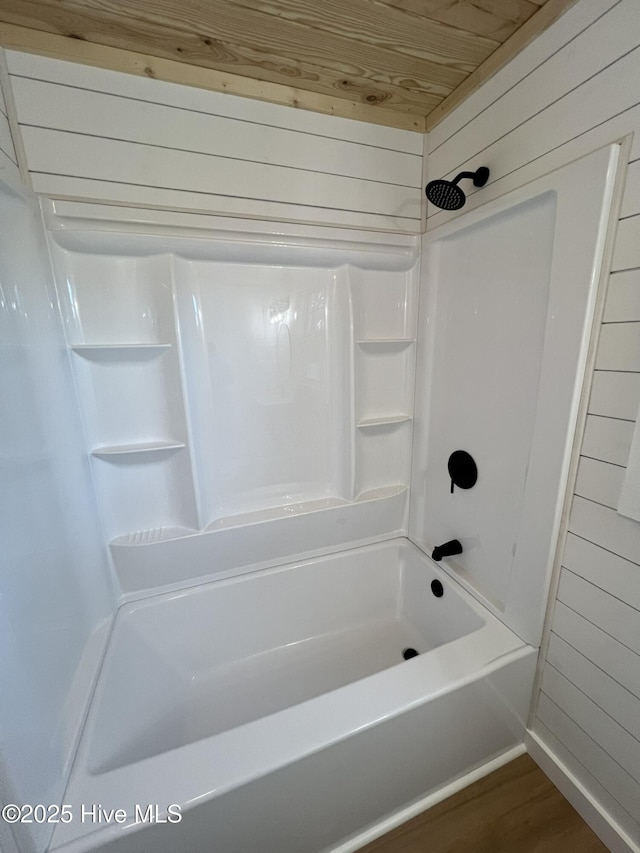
[535,717,640,847]
[569,497,640,568]
[536,695,640,820]
[428,43,640,223]
[613,217,640,272]
[5,52,423,231]
[541,663,640,780]
[428,32,640,223]
[574,456,624,509]
[425,1,640,844]
[547,634,640,743]
[581,414,634,467]
[20,126,415,217]
[557,569,640,655]
[604,270,640,322]
[620,158,640,220]
[589,371,640,420]
[25,175,405,231]
[596,323,640,372]
[10,77,419,188]
[552,598,640,700]
[562,533,640,611]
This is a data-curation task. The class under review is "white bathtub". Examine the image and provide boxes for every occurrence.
[51,538,536,853]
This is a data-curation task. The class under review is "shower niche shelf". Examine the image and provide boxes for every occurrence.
[356,415,412,429]
[355,420,413,496]
[71,343,172,361]
[356,338,414,348]
[91,441,186,460]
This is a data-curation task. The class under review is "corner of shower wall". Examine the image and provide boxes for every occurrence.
[42,200,421,597]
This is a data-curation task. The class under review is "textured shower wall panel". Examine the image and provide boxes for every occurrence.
[4,52,423,232]
[426,0,640,847]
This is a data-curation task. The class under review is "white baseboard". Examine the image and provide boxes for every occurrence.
[526,730,640,853]
[326,744,526,853]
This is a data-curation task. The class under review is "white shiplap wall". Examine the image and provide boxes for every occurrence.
[4,52,423,232]
[427,0,640,848]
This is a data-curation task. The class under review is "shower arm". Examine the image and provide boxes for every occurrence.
[451,172,476,184]
[451,167,491,188]
[451,171,477,186]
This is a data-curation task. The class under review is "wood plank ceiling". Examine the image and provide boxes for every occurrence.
[0,0,578,130]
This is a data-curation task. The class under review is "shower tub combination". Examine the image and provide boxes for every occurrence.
[51,538,536,853]
[48,145,618,853]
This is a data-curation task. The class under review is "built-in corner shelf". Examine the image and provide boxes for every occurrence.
[357,415,412,429]
[71,343,171,361]
[356,338,414,349]
[91,441,186,461]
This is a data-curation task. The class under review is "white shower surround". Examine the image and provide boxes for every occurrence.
[37,143,619,853]
[45,203,421,595]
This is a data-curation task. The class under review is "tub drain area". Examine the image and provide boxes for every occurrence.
[402,647,419,660]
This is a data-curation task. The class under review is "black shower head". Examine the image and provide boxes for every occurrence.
[425,166,490,211]
[425,179,465,211]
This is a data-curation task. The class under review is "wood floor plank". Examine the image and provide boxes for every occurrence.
[357,754,608,853]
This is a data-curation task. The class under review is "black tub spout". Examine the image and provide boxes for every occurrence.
[431,539,463,561]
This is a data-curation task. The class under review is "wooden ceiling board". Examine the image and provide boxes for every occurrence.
[426,0,582,128]
[0,0,486,85]
[224,0,501,65]
[372,0,545,41]
[0,0,468,110]
[0,0,579,130]
[0,22,429,131]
